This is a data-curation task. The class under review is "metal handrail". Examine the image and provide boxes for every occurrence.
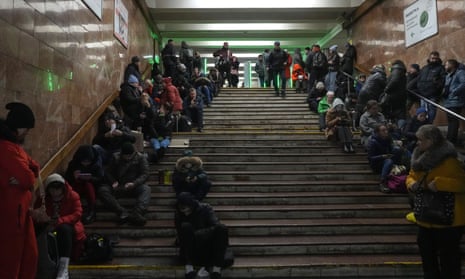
[407,89,465,122]
[339,70,465,122]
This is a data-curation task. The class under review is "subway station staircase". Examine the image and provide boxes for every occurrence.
[74,88,426,278]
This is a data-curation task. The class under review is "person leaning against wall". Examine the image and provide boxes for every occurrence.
[0,102,39,279]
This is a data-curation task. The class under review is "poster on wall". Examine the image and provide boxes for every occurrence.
[114,0,128,48]
[82,0,102,20]
[403,0,438,47]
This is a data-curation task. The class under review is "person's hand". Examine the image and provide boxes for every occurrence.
[190,176,198,183]
[74,170,81,180]
[112,129,123,136]
[382,154,393,159]
[140,112,146,119]
[427,180,437,192]
[125,182,135,190]
[112,181,119,189]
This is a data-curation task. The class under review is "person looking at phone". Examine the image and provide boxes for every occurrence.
[367,124,403,193]
[359,100,386,148]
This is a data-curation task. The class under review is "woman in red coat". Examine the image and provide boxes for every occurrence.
[161,77,183,113]
[35,173,86,279]
[0,102,39,279]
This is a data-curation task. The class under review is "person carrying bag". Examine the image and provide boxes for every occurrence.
[406,125,465,279]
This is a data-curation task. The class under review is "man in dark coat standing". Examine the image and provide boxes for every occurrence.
[123,56,142,83]
[381,60,407,125]
[0,102,39,279]
[162,39,178,78]
[268,41,289,98]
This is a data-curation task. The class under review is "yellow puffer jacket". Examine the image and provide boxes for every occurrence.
[407,156,465,228]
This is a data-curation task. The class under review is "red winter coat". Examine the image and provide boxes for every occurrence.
[36,182,86,242]
[161,78,183,113]
[0,137,39,279]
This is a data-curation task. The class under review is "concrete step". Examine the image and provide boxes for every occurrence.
[204,119,317,125]
[162,145,363,154]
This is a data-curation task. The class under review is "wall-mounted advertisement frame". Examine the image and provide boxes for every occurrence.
[82,0,103,20]
[114,0,128,48]
[404,0,438,48]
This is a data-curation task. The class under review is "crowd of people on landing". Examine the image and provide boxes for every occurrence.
[2,35,465,279]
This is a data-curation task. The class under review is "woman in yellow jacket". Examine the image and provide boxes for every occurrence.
[406,124,465,279]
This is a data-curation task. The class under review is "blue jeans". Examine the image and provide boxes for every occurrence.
[420,99,437,123]
[325,71,338,92]
[150,137,170,151]
[197,86,212,104]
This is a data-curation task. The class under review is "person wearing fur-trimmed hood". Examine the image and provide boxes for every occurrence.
[406,125,465,279]
[172,152,212,201]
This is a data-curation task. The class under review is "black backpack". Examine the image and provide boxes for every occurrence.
[80,233,114,263]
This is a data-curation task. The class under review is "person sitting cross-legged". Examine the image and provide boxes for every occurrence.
[175,192,229,279]
[97,142,151,226]
[173,150,212,201]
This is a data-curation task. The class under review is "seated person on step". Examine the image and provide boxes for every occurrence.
[33,173,86,279]
[367,124,404,193]
[149,104,174,162]
[173,150,212,201]
[183,88,204,133]
[175,192,229,279]
[317,91,335,132]
[402,107,429,152]
[98,143,151,226]
[307,81,327,113]
[359,100,386,148]
[325,98,355,153]
[65,145,105,225]
[92,114,136,164]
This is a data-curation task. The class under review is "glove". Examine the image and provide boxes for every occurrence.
[29,159,40,178]
[427,180,437,192]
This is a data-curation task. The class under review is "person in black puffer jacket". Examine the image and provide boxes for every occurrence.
[356,64,387,114]
[381,60,407,126]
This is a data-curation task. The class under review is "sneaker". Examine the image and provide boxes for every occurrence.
[197,127,203,133]
[343,144,349,153]
[118,210,129,224]
[348,143,355,153]
[379,182,391,194]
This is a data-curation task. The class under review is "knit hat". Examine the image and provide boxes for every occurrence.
[274,41,280,46]
[329,45,338,52]
[121,142,135,155]
[128,75,139,84]
[45,173,65,188]
[131,56,140,63]
[416,107,427,116]
[5,102,35,130]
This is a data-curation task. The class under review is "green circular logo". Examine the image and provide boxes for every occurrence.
[420,11,429,27]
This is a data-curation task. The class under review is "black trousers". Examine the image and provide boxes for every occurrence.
[55,224,75,258]
[178,223,228,267]
[446,107,462,144]
[417,226,463,279]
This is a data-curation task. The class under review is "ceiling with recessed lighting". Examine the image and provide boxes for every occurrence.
[145,0,365,61]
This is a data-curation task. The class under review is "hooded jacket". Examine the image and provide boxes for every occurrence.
[174,192,220,237]
[35,181,86,242]
[406,141,465,228]
[358,68,387,108]
[65,145,105,187]
[172,156,210,200]
[160,77,183,112]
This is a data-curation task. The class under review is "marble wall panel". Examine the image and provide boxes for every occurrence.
[0,0,154,166]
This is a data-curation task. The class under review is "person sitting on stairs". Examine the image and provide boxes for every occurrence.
[175,192,229,279]
[98,142,151,226]
[325,98,355,153]
[33,173,87,279]
[173,150,212,201]
[367,124,404,193]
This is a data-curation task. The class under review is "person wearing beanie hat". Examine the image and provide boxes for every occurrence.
[175,192,229,279]
[317,91,334,131]
[402,107,428,152]
[65,144,105,225]
[325,98,355,153]
[410,64,420,73]
[128,74,139,84]
[120,70,143,128]
[97,141,151,226]
[0,102,40,279]
[123,55,142,84]
[36,173,86,279]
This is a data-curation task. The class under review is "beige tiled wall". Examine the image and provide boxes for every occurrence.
[0,0,154,165]
[351,0,465,125]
